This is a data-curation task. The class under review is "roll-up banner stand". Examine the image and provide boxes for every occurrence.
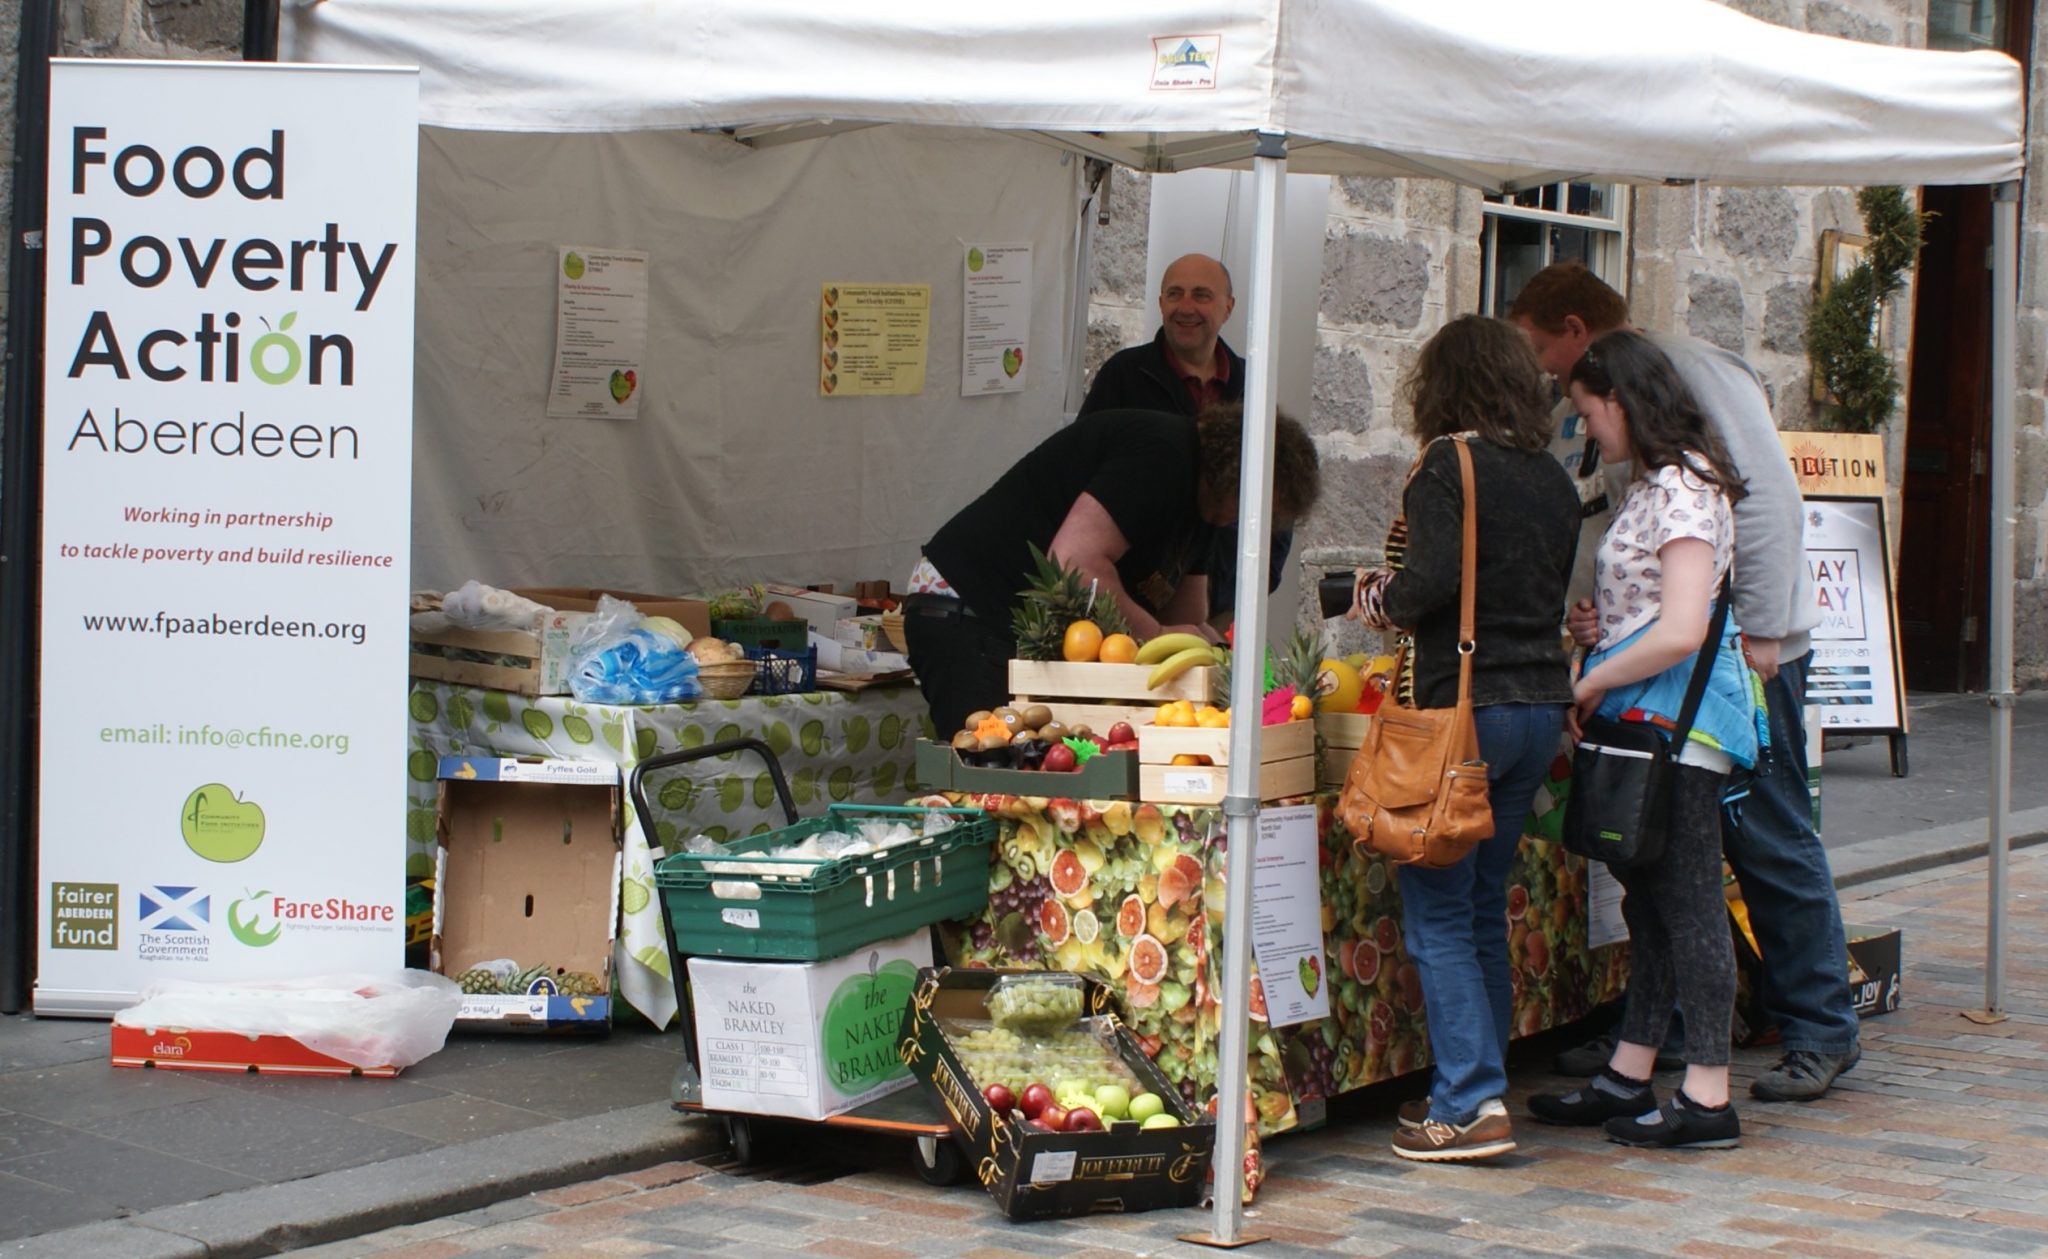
[36,61,419,1014]
[1779,431,1909,776]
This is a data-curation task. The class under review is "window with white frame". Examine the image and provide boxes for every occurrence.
[1479,182,1627,316]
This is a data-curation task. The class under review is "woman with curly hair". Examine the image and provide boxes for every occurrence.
[1350,315,1578,1161]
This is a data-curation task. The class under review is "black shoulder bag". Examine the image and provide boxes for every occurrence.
[1561,574,1733,870]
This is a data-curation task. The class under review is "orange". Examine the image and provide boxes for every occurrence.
[1197,705,1230,728]
[1062,619,1104,662]
[1099,632,1138,664]
[1289,694,1314,721]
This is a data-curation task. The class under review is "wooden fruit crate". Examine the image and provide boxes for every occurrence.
[1137,755,1317,805]
[1135,717,1315,766]
[1008,658,1218,706]
[1315,712,1374,788]
[411,623,553,696]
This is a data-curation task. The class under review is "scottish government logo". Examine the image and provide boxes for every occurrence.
[138,885,211,962]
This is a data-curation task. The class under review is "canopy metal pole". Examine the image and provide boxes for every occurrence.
[1981,179,2019,1021]
[1200,130,1285,1250]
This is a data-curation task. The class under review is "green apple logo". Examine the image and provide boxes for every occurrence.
[250,313,302,385]
[820,952,918,1094]
[1001,346,1023,378]
[228,891,281,947]
[564,251,586,280]
[967,247,985,273]
[181,784,267,862]
[608,369,636,403]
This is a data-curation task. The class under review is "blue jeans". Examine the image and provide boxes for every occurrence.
[1720,652,1859,1054]
[1397,701,1567,1125]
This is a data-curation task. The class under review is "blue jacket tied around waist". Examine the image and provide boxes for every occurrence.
[1584,610,1767,770]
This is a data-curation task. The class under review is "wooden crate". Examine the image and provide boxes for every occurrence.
[1136,718,1315,766]
[1031,702,1158,736]
[1315,712,1374,788]
[1009,659,1218,705]
[411,624,551,696]
[1138,755,1317,805]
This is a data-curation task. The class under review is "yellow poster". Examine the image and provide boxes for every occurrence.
[821,283,929,397]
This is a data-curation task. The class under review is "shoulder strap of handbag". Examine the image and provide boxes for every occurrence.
[1669,571,1735,747]
[1451,436,1478,705]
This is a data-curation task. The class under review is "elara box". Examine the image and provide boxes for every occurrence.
[900,967,1214,1221]
[689,929,933,1121]
[433,756,621,1032]
[110,1026,401,1077]
[1730,891,1900,1044]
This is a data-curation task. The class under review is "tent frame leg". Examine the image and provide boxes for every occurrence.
[1979,179,2019,1025]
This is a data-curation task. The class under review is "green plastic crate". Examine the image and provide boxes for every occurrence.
[654,804,993,961]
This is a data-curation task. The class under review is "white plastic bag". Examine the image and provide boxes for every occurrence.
[440,580,551,631]
[112,971,464,1069]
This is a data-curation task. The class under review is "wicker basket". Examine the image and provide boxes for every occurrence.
[694,659,758,700]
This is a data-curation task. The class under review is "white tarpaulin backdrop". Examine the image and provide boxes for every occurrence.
[409,126,1079,592]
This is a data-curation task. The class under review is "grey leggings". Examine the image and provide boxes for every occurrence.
[1615,762,1736,1067]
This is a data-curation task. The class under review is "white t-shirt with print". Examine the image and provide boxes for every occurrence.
[1594,460,1735,652]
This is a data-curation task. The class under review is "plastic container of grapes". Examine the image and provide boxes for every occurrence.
[986,973,1087,1036]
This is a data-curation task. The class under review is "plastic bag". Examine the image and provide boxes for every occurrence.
[111,971,463,1069]
[440,580,551,631]
[568,595,701,704]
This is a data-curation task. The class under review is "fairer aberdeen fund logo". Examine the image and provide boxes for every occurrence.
[50,881,119,950]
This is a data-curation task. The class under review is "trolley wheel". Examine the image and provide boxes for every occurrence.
[913,1133,964,1186]
[724,1115,758,1166]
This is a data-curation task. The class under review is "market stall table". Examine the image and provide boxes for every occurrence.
[405,680,933,1026]
[935,780,1626,1138]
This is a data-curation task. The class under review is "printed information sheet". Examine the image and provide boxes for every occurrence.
[1250,803,1332,1027]
[822,283,929,396]
[547,246,648,419]
[960,243,1031,396]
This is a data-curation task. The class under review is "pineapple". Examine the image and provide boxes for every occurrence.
[559,971,607,997]
[1272,630,1328,700]
[503,964,553,996]
[1010,542,1134,660]
[455,968,498,995]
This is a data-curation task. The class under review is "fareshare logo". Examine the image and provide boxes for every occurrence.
[181,783,266,862]
[227,889,282,947]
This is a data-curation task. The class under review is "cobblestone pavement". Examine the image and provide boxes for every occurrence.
[283,848,2048,1259]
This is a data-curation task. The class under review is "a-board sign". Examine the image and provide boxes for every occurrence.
[1802,496,1908,731]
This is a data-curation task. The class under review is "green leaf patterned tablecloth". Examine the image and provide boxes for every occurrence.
[406,681,934,1027]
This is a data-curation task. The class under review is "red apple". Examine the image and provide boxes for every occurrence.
[1106,721,1135,746]
[1064,1106,1103,1132]
[983,1083,1016,1113]
[1039,1103,1070,1132]
[1106,739,1139,753]
[1041,744,1077,774]
[1019,1082,1053,1119]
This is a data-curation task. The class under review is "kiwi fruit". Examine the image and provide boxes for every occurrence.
[1038,720,1068,742]
[1021,704,1053,731]
[978,731,1012,751]
[964,709,993,731]
[951,729,979,752]
[994,706,1023,731]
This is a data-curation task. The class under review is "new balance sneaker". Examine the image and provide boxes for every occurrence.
[1603,1090,1740,1150]
[1527,1067,1656,1126]
[1391,1099,1515,1162]
[1750,1046,1861,1102]
[1397,1097,1431,1130]
[1552,1030,1685,1076]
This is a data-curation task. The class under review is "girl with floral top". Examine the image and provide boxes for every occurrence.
[1527,328,1763,1150]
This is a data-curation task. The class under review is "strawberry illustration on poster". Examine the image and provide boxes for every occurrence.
[1248,803,1330,1027]
[546,246,648,419]
[960,243,1031,396]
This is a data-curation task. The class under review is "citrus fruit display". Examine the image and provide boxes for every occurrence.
[1062,619,1105,662]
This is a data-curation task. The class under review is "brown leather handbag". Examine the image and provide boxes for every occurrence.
[1336,437,1494,867]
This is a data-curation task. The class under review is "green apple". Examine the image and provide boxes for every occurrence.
[1127,1091,1167,1124]
[1141,1114,1181,1130]
[181,784,266,863]
[1093,1084,1132,1120]
[820,954,919,1095]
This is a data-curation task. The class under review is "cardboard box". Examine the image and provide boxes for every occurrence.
[1730,892,1901,1044]
[433,757,621,1032]
[110,1026,401,1077]
[689,929,932,1121]
[762,584,859,638]
[900,967,1213,1220]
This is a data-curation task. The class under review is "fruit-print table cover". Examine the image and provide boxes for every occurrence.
[937,774,1627,1137]
[406,680,935,1027]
